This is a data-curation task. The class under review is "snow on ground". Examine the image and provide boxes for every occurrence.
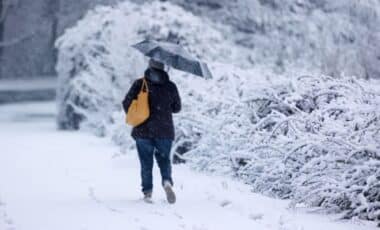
[0,102,377,230]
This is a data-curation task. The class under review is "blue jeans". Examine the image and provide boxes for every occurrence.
[135,138,173,194]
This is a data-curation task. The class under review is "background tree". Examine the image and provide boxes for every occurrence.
[1,0,6,78]
[42,0,60,75]
[49,0,60,70]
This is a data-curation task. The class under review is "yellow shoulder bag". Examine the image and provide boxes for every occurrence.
[126,78,150,127]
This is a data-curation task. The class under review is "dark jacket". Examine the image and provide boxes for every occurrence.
[122,68,181,140]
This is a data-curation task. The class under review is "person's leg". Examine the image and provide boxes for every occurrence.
[153,138,173,186]
[135,138,155,195]
[154,138,175,203]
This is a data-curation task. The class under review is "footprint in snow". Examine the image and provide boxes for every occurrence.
[249,213,264,221]
[174,212,184,219]
[220,200,232,207]
[221,181,229,190]
[151,211,165,216]
[88,187,122,213]
[192,224,208,230]
[277,215,303,230]
[205,192,215,201]
[4,217,13,225]
[0,202,15,230]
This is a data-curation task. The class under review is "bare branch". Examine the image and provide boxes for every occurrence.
[0,0,18,23]
[0,18,49,47]
[0,28,37,47]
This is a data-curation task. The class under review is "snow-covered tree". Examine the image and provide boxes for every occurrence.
[56,1,380,225]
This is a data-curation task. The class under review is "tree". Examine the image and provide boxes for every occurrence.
[0,0,19,78]
[0,0,5,78]
[43,0,60,75]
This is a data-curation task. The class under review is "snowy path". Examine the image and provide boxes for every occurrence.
[0,102,377,230]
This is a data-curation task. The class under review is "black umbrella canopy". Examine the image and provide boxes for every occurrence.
[132,40,213,79]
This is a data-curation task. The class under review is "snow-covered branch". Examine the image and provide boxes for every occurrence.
[55,1,380,225]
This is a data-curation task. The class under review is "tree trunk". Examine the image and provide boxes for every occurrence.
[0,0,4,79]
[47,0,60,76]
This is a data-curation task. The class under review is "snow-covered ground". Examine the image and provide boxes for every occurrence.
[0,102,377,230]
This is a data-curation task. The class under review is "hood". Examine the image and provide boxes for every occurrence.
[149,59,165,70]
[144,68,169,84]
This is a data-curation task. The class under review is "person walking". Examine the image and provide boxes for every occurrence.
[122,59,181,204]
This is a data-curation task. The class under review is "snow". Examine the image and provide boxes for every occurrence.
[54,1,380,224]
[0,102,377,230]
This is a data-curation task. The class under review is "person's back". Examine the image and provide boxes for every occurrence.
[123,67,181,140]
[122,59,181,204]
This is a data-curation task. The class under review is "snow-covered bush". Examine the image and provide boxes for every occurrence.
[172,0,380,79]
[181,72,380,223]
[55,0,244,132]
[56,0,380,225]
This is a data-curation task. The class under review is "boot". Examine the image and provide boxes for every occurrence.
[143,191,153,203]
[163,181,176,204]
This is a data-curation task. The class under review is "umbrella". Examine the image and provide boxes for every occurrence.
[132,40,213,79]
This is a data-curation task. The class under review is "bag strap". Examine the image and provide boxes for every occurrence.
[140,77,149,92]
